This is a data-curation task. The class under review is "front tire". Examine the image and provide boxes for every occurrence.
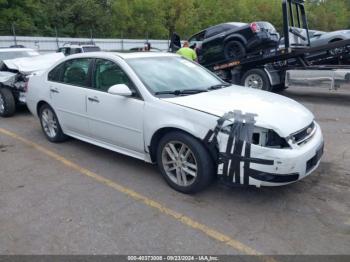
[156,131,214,194]
[0,88,16,117]
[39,104,67,142]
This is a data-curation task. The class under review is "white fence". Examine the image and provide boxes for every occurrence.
[0,36,171,52]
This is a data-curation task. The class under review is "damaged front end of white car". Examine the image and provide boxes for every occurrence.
[204,110,324,187]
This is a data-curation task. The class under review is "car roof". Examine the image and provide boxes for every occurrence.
[312,30,326,34]
[224,22,248,27]
[189,22,248,38]
[0,48,37,53]
[66,51,176,60]
[61,44,98,48]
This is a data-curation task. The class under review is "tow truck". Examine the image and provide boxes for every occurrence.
[173,0,350,92]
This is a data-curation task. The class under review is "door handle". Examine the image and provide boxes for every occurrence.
[88,96,100,103]
[50,87,59,93]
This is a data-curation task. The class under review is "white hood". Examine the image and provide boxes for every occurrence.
[162,85,314,137]
[3,52,64,75]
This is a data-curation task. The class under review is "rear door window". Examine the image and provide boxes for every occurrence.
[48,63,64,82]
[62,58,92,87]
[205,25,225,38]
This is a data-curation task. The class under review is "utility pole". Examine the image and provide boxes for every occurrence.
[90,28,93,44]
[11,23,17,46]
[121,31,124,51]
[55,27,59,49]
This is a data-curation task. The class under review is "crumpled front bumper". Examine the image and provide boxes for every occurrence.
[205,111,324,187]
[243,123,323,187]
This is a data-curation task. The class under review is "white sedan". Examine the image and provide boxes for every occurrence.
[26,52,324,193]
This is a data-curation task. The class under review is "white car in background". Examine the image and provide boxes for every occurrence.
[0,48,40,61]
[57,43,101,56]
[26,52,324,193]
[0,48,40,117]
[309,29,350,47]
[0,48,64,117]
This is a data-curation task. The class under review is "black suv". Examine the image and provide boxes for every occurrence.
[188,22,280,65]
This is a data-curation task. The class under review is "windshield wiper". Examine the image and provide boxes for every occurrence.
[208,83,231,90]
[155,89,208,96]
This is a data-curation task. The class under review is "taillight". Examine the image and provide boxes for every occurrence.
[24,80,29,92]
[250,22,261,33]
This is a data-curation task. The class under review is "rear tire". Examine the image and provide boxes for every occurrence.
[241,69,272,91]
[39,104,67,143]
[156,131,214,194]
[224,41,246,60]
[0,88,16,117]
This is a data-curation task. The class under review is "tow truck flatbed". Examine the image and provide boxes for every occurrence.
[201,0,350,92]
[170,0,350,92]
[207,38,350,72]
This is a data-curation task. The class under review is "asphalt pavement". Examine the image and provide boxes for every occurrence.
[0,85,349,255]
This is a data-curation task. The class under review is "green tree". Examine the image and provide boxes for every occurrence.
[307,0,349,31]
[0,0,41,35]
[0,0,349,39]
[160,0,196,39]
[111,0,167,39]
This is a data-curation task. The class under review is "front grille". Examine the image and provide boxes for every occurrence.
[292,122,316,145]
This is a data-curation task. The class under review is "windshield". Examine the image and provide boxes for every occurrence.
[0,50,39,61]
[126,56,223,95]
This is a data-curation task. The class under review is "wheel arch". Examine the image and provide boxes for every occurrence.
[36,100,52,117]
[148,126,217,164]
[224,34,247,45]
[329,38,344,43]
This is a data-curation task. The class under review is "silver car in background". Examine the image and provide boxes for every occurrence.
[309,29,350,47]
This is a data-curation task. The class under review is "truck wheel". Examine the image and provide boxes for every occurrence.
[241,69,272,91]
[156,131,214,194]
[0,88,16,117]
[224,41,246,60]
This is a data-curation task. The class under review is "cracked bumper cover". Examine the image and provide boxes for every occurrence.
[215,122,324,187]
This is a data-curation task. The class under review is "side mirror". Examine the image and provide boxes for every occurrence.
[108,84,133,97]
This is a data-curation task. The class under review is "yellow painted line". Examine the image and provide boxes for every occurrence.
[0,127,276,262]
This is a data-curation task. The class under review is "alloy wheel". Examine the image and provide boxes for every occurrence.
[161,141,198,187]
[41,108,58,138]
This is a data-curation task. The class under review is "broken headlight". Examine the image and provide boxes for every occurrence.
[220,125,290,149]
[252,127,290,148]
